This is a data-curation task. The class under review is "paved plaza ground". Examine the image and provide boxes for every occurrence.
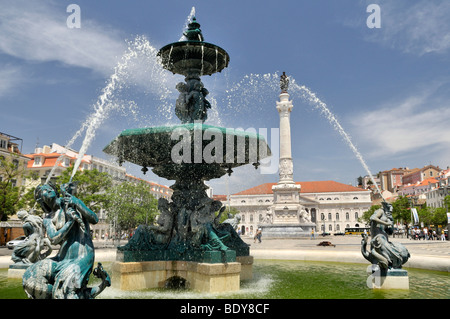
[1,235,448,272]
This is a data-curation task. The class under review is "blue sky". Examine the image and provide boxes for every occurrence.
[1,0,450,195]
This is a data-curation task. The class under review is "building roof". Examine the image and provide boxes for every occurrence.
[212,194,228,201]
[25,153,88,169]
[233,181,368,196]
[406,177,439,188]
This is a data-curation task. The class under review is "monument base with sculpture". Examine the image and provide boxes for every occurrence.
[259,224,315,238]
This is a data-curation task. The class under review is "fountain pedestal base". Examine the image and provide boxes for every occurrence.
[8,263,29,279]
[367,268,409,290]
[111,257,252,293]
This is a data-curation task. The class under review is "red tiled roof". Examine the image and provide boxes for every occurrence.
[25,153,88,168]
[233,181,367,195]
[212,195,227,201]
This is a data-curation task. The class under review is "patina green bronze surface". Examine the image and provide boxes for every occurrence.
[10,210,52,265]
[361,201,410,278]
[157,17,229,123]
[22,182,111,299]
[103,123,271,178]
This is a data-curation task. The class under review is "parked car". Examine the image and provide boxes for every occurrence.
[6,235,27,250]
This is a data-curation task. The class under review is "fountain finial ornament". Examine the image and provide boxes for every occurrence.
[183,17,204,41]
[280,71,289,93]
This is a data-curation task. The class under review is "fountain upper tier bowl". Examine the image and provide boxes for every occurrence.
[158,41,229,76]
[103,123,271,181]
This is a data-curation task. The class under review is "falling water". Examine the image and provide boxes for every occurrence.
[42,35,172,182]
[222,72,382,197]
[290,82,383,197]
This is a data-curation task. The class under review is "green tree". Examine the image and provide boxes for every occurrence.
[57,166,112,212]
[0,155,38,221]
[105,181,159,233]
[391,196,411,223]
[444,195,450,212]
[361,204,380,224]
[216,206,240,223]
[431,207,447,226]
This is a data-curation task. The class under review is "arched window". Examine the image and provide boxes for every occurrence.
[346,212,350,220]
[328,224,332,231]
[321,213,325,220]
[328,213,332,220]
[355,212,359,220]
[241,214,246,222]
[336,213,339,221]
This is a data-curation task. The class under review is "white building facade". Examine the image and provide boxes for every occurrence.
[229,181,371,236]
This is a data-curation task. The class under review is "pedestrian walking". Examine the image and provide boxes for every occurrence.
[441,232,446,241]
[254,228,262,243]
[310,228,315,239]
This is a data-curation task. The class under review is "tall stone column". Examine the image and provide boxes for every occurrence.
[271,72,301,224]
[276,79,294,184]
[261,72,315,237]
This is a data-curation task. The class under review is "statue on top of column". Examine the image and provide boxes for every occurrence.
[280,72,289,93]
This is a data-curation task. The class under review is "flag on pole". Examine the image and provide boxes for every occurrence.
[411,208,419,225]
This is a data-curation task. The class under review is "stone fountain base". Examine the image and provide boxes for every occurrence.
[366,268,409,290]
[111,256,253,293]
[7,263,29,279]
[259,223,315,238]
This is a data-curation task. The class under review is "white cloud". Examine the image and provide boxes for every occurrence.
[350,81,450,159]
[0,65,24,97]
[0,0,127,75]
[362,0,450,55]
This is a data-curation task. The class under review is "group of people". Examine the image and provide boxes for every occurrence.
[410,227,446,241]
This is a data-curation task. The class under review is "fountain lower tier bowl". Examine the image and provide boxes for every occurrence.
[103,123,271,181]
[158,41,229,76]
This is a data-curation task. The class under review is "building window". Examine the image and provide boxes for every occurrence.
[241,214,245,222]
[355,212,359,220]
[34,157,41,165]
[250,214,253,222]
[328,213,332,220]
[336,213,339,221]
[0,139,7,149]
[64,158,70,167]
[321,213,325,220]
